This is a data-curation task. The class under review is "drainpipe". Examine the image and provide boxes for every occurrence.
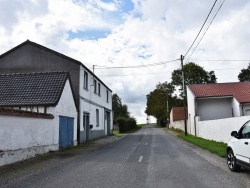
[242,104,244,116]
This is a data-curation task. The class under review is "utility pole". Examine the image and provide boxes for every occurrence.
[181,55,187,136]
[93,65,97,74]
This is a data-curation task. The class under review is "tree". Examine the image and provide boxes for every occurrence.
[145,82,182,125]
[171,62,217,88]
[112,93,130,120]
[238,63,250,82]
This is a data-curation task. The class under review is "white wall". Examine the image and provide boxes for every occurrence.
[53,79,77,145]
[79,66,112,135]
[231,98,240,117]
[0,115,57,166]
[196,116,250,143]
[187,87,196,135]
[169,120,185,131]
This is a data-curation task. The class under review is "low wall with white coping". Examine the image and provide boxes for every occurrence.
[196,116,250,143]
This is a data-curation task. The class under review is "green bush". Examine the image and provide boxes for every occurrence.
[116,117,137,133]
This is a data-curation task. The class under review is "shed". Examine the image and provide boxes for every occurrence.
[0,72,77,166]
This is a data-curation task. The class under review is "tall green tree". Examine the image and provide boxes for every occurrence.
[238,63,250,82]
[145,82,182,123]
[112,93,130,120]
[171,62,217,88]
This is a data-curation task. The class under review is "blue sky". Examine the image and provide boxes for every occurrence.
[67,0,134,40]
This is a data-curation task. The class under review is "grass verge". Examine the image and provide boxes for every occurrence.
[113,124,147,136]
[167,128,227,158]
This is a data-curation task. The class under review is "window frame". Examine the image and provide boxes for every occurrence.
[83,71,88,90]
[98,83,101,96]
[94,79,97,94]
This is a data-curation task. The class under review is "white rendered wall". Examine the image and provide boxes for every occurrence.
[187,87,196,135]
[196,116,250,143]
[0,115,57,166]
[231,98,240,117]
[50,79,78,145]
[169,120,185,131]
[80,100,105,131]
[79,67,112,134]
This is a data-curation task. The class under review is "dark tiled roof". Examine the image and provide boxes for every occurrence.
[171,107,188,121]
[0,72,69,107]
[188,82,250,103]
[0,108,54,119]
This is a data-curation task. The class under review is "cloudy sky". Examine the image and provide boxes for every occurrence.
[0,0,250,123]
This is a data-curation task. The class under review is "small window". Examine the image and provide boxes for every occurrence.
[84,71,88,89]
[106,90,109,102]
[98,83,101,96]
[96,109,99,127]
[94,79,97,93]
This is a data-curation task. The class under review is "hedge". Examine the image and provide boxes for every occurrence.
[116,117,137,133]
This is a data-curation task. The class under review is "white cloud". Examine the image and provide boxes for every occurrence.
[1,0,250,123]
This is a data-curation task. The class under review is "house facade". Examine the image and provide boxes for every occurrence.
[187,82,250,135]
[0,40,113,143]
[0,72,77,166]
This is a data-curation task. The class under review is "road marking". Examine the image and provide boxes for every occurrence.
[138,156,143,163]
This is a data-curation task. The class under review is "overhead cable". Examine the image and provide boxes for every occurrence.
[184,0,218,57]
[185,0,226,62]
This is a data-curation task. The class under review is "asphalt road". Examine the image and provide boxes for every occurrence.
[0,125,249,188]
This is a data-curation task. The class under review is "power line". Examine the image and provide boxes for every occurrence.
[184,0,218,57]
[189,59,250,62]
[185,0,226,62]
[95,58,180,69]
[99,71,173,77]
[98,67,241,77]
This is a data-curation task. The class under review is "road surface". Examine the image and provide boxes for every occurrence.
[0,125,249,187]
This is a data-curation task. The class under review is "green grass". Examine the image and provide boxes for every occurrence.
[167,128,227,158]
[113,124,147,136]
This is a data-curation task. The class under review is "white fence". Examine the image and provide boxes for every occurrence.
[195,116,250,143]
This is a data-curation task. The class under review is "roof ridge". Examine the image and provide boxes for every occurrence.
[189,81,250,86]
[0,71,69,76]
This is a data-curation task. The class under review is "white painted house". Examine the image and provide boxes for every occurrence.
[0,40,113,143]
[0,72,77,166]
[187,82,250,141]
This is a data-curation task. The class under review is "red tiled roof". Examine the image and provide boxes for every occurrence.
[171,107,188,121]
[0,108,54,119]
[188,82,250,103]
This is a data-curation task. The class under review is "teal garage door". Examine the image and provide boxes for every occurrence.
[59,116,74,148]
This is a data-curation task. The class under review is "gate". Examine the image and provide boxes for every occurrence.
[59,116,74,148]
